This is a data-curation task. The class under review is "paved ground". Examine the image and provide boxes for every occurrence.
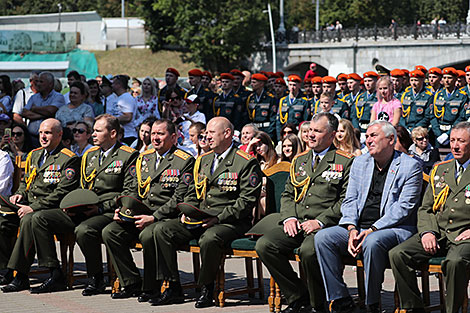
[0,244,455,313]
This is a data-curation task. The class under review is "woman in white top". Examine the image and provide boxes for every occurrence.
[135,77,160,126]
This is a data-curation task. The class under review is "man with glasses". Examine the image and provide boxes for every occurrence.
[158,68,187,115]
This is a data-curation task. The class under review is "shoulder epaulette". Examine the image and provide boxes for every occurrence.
[200,151,214,158]
[234,94,240,98]
[425,90,433,96]
[204,88,210,92]
[301,97,308,101]
[294,149,310,159]
[120,145,135,153]
[88,146,100,153]
[141,148,155,156]
[174,149,191,160]
[338,97,346,103]
[236,149,253,160]
[405,86,411,91]
[60,148,76,158]
[267,92,274,97]
[31,147,43,153]
[336,149,353,159]
[280,96,287,103]
[460,89,467,96]
[435,159,453,167]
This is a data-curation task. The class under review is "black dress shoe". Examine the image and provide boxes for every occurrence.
[0,271,13,285]
[82,275,106,296]
[138,291,160,303]
[194,284,214,309]
[1,276,30,293]
[329,297,356,313]
[111,282,141,299]
[150,284,184,306]
[281,298,309,313]
[30,276,67,294]
[366,303,381,313]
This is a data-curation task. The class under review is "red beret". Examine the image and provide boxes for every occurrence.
[303,78,312,84]
[166,68,180,77]
[275,71,284,78]
[322,76,337,84]
[265,72,275,78]
[274,78,286,85]
[252,73,268,81]
[311,76,323,84]
[337,73,348,81]
[443,67,458,76]
[414,65,427,74]
[287,74,302,83]
[363,71,379,78]
[230,69,245,77]
[188,69,203,77]
[458,70,466,77]
[220,73,235,80]
[390,69,405,77]
[202,71,212,79]
[360,79,364,85]
[428,67,442,76]
[402,69,410,76]
[409,70,425,78]
[347,73,362,81]
[465,65,470,73]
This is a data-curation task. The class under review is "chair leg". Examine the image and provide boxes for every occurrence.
[245,257,255,298]
[256,258,265,300]
[394,283,400,311]
[268,277,275,312]
[275,281,282,312]
[356,263,366,308]
[216,257,226,308]
[67,241,75,288]
[463,287,468,313]
[437,273,445,313]
[192,252,201,291]
[421,270,430,307]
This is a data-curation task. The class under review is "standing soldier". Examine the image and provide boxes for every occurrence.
[399,70,433,131]
[391,69,407,99]
[322,76,349,119]
[427,67,443,94]
[309,76,323,117]
[402,69,411,89]
[158,68,187,114]
[102,119,194,303]
[230,69,251,127]
[1,119,80,293]
[431,67,468,147]
[276,74,310,140]
[267,72,280,93]
[457,70,467,90]
[153,117,262,308]
[336,74,350,99]
[27,114,139,295]
[187,69,214,120]
[246,73,277,139]
[273,77,288,102]
[342,73,363,121]
[303,78,313,99]
[201,71,212,89]
[351,71,379,139]
[212,73,244,130]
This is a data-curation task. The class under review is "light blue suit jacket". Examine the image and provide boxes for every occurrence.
[339,150,423,240]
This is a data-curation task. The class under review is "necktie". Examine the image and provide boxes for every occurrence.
[211,155,223,174]
[99,152,106,166]
[155,155,162,170]
[39,151,49,167]
[457,166,464,184]
[312,155,321,172]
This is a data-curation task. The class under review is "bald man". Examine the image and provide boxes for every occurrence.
[152,117,262,308]
[2,118,80,293]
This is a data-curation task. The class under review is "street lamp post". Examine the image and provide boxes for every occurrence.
[122,0,125,18]
[57,3,62,32]
[265,3,277,73]
[277,0,286,44]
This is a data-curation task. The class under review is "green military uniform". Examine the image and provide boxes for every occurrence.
[399,87,433,131]
[0,214,18,270]
[332,96,351,119]
[390,159,470,313]
[102,147,194,291]
[276,93,310,139]
[212,90,244,131]
[246,89,277,139]
[342,91,363,116]
[351,91,377,133]
[430,89,467,147]
[157,84,187,115]
[187,85,215,121]
[31,143,138,276]
[234,85,252,127]
[255,147,354,309]
[7,144,80,275]
[155,147,262,286]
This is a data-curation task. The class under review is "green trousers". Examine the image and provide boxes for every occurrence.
[31,209,113,275]
[154,219,242,286]
[0,215,19,270]
[389,233,470,313]
[102,221,158,290]
[255,225,325,309]
[7,212,36,274]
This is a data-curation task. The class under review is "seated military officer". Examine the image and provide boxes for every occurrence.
[1,118,80,293]
[390,121,470,313]
[152,117,262,308]
[28,114,139,295]
[256,113,354,313]
[315,120,422,313]
[102,119,194,302]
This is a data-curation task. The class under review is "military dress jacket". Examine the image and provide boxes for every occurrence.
[280,147,354,227]
[132,146,195,221]
[212,90,244,130]
[351,91,377,132]
[418,159,470,244]
[184,147,262,232]
[16,143,80,211]
[276,94,310,139]
[399,87,433,131]
[430,88,467,138]
[246,89,277,138]
[80,143,139,213]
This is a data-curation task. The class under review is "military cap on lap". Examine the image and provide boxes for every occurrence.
[60,189,100,214]
[116,195,152,222]
[0,195,20,215]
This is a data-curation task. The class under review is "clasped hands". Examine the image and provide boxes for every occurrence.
[283,219,322,237]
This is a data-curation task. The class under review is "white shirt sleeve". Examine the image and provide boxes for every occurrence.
[0,151,14,197]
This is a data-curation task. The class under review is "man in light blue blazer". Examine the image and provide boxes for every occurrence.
[315,120,423,313]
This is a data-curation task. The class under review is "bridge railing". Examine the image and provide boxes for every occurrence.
[285,23,468,44]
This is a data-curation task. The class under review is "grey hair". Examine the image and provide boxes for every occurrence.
[39,71,55,85]
[452,121,470,134]
[312,112,338,132]
[242,123,259,132]
[368,120,397,144]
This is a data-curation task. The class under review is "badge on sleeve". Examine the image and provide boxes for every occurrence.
[249,172,260,187]
[65,168,75,180]
[183,173,193,185]
[129,165,136,177]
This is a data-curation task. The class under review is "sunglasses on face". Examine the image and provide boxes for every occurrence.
[198,135,207,141]
[415,136,428,141]
[12,131,23,137]
[168,97,181,102]
[72,128,86,134]
[282,130,293,135]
